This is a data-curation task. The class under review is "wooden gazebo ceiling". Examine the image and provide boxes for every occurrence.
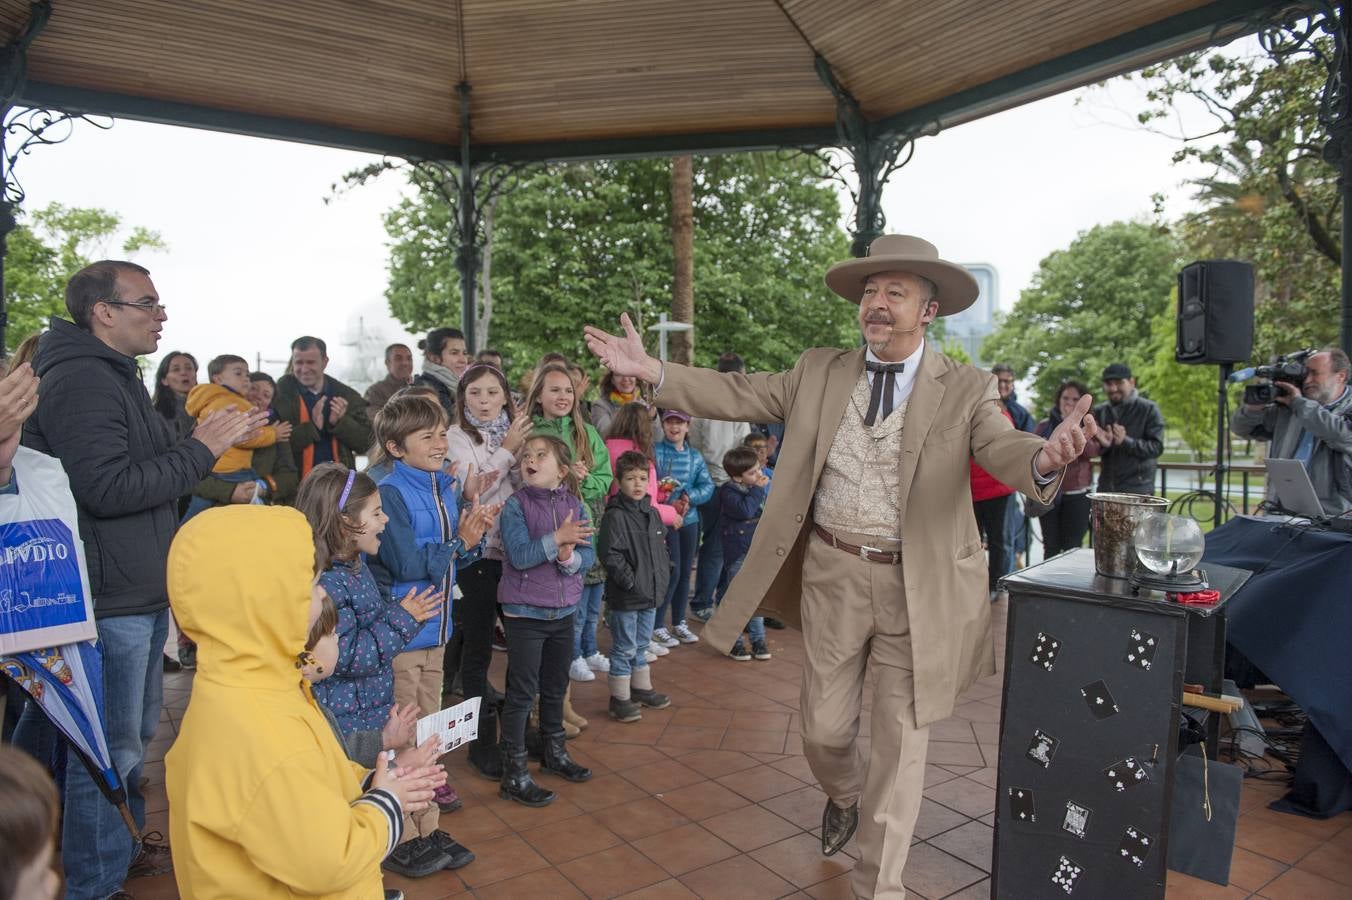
[5,0,1288,163]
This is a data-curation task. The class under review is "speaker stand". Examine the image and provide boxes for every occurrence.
[1213,363,1232,531]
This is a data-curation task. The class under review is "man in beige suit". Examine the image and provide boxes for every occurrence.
[585,235,1097,899]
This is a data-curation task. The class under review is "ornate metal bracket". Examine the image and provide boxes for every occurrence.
[795,54,937,257]
[1252,3,1351,174]
[1,107,111,208]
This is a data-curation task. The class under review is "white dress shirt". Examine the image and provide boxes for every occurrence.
[864,342,925,412]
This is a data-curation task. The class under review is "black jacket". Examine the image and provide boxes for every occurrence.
[598,492,669,612]
[22,318,216,617]
[1093,391,1166,494]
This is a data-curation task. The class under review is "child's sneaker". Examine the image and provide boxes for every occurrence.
[690,607,714,623]
[751,639,773,661]
[672,623,700,643]
[647,641,669,657]
[609,696,643,722]
[428,830,475,869]
[569,657,596,682]
[651,628,679,648]
[644,648,659,663]
[585,652,611,673]
[729,640,752,661]
[432,783,462,813]
[383,835,452,878]
[631,687,671,709]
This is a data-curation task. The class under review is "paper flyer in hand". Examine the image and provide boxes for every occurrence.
[416,696,482,755]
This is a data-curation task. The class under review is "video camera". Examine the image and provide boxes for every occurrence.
[1229,349,1314,405]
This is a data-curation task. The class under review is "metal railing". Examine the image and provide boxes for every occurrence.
[1090,460,1268,517]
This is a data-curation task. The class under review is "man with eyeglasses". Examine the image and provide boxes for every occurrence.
[22,260,263,900]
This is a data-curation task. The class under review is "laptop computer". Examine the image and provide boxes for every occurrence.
[1263,458,1325,519]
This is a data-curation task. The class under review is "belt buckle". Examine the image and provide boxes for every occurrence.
[859,544,882,560]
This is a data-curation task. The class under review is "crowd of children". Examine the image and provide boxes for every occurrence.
[2,345,782,898]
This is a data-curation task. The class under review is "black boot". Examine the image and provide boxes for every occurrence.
[467,703,502,780]
[498,745,555,807]
[539,731,592,782]
[524,726,543,761]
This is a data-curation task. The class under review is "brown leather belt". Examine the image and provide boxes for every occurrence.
[813,524,903,565]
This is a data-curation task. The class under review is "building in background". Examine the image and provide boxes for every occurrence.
[943,263,999,367]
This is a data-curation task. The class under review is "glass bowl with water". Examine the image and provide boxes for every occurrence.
[1132,512,1205,576]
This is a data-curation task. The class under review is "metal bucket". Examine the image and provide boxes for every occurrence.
[1088,492,1169,578]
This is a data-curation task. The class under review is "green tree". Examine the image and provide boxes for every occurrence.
[1131,36,1339,361]
[4,203,165,349]
[981,221,1184,412]
[380,154,854,372]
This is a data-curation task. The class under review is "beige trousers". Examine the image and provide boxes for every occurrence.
[799,530,931,900]
[393,646,445,841]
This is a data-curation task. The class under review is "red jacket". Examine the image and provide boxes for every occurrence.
[970,406,1016,501]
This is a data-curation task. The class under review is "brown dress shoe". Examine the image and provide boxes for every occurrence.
[821,799,859,856]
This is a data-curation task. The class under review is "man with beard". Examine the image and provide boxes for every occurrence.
[584,235,1096,899]
[1093,362,1165,495]
[1231,347,1352,516]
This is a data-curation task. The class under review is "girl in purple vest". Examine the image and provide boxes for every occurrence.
[496,434,597,806]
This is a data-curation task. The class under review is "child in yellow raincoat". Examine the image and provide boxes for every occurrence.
[165,505,444,899]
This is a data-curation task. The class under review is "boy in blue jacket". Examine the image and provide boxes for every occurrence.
[717,446,772,661]
[367,394,498,823]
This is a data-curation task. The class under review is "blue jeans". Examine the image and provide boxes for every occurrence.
[608,608,655,677]
[717,555,764,642]
[63,609,170,900]
[691,497,723,610]
[1003,495,1025,567]
[572,581,604,660]
[657,520,699,628]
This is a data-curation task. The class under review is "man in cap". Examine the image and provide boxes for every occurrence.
[584,235,1097,899]
[1093,362,1164,495]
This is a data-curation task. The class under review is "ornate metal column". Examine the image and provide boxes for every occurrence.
[338,86,530,356]
[805,55,933,258]
[1259,1,1352,356]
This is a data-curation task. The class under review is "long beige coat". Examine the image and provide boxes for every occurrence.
[655,344,1061,727]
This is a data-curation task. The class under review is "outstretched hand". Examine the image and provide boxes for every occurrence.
[583,314,664,384]
[1035,393,1098,474]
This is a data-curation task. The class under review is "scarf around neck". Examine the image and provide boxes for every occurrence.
[422,360,459,392]
[466,408,512,454]
[608,388,641,406]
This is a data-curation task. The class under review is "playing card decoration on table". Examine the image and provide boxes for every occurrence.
[1117,825,1153,868]
[1123,629,1158,671]
[1028,631,1061,671]
[1062,800,1091,839]
[1026,728,1060,768]
[1103,756,1150,792]
[1080,679,1120,719]
[1007,786,1037,823]
[1050,855,1084,894]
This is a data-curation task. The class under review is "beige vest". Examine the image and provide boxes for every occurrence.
[813,371,907,538]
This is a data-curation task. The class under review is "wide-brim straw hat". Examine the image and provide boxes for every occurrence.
[824,234,979,317]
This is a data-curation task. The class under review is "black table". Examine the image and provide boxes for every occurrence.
[1203,516,1352,814]
[991,549,1250,899]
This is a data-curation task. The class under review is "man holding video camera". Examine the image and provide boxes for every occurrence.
[1231,347,1352,516]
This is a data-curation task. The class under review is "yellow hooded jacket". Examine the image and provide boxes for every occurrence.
[165,506,398,899]
[185,383,278,474]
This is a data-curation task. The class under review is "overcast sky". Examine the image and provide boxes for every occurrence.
[18,71,1215,387]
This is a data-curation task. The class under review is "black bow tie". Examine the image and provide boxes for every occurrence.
[864,361,905,426]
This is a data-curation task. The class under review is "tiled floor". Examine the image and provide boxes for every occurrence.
[126,601,1352,899]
